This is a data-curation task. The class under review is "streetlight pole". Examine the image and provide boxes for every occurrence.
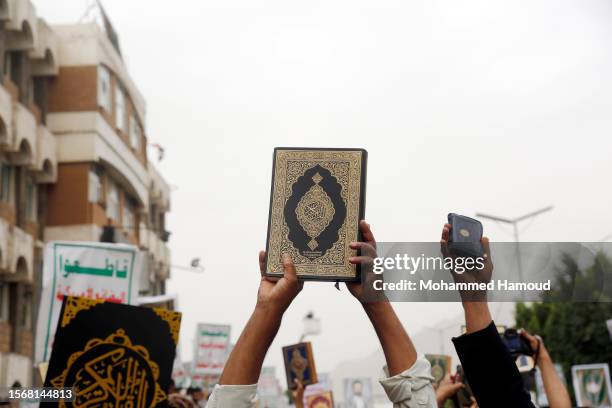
[476,206,553,300]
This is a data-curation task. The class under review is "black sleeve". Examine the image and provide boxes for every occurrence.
[452,321,535,408]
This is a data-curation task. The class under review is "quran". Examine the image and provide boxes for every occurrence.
[265,148,367,281]
[42,296,181,408]
[282,342,318,389]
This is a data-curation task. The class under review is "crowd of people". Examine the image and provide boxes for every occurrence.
[171,220,573,408]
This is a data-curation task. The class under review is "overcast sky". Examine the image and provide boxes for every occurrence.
[34,0,612,375]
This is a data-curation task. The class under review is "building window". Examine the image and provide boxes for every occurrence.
[88,168,103,203]
[106,180,119,221]
[0,283,8,322]
[123,201,134,231]
[129,114,141,151]
[97,65,112,113]
[115,86,127,132]
[20,291,32,329]
[25,177,37,221]
[0,163,11,203]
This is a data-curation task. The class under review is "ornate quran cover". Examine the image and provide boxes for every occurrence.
[282,342,318,390]
[41,296,181,408]
[265,148,367,281]
[425,354,452,386]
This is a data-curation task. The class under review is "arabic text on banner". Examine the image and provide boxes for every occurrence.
[193,323,231,376]
[34,241,141,363]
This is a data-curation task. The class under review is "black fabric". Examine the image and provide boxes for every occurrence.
[42,296,180,408]
[452,321,535,408]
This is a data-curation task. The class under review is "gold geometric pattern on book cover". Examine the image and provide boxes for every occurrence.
[50,329,167,408]
[295,172,336,251]
[153,307,182,345]
[267,150,362,278]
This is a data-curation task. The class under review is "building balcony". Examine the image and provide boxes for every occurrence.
[29,18,59,76]
[0,218,34,283]
[5,101,37,166]
[140,225,171,281]
[5,0,38,51]
[0,80,12,148]
[148,163,171,212]
[31,125,57,183]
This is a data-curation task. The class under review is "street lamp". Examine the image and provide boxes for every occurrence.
[171,257,205,273]
[476,206,553,299]
[299,311,321,342]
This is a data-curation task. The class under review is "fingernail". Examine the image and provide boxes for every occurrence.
[282,253,291,263]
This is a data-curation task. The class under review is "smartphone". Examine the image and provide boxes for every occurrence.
[447,213,484,259]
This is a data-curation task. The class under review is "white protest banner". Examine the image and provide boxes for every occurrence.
[35,241,141,363]
[193,323,231,375]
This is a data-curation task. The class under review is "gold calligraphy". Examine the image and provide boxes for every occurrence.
[51,329,166,408]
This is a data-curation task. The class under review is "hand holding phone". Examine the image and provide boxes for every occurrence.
[447,213,484,259]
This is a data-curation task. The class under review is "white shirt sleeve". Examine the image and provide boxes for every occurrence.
[379,355,437,408]
[206,384,259,408]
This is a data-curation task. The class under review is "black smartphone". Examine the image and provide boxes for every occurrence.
[447,213,484,259]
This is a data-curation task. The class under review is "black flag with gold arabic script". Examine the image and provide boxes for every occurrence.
[42,296,181,408]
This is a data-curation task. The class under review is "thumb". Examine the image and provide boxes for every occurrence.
[282,253,298,282]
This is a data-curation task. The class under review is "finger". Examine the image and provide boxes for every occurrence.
[440,238,450,258]
[448,383,464,393]
[481,236,491,260]
[349,255,374,266]
[259,250,266,276]
[282,253,298,283]
[441,224,451,241]
[349,241,377,258]
[360,220,377,248]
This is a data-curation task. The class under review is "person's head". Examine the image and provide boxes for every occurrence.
[187,387,205,402]
[352,380,363,396]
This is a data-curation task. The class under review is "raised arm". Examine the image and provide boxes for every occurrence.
[520,330,571,408]
[441,223,535,408]
[347,221,436,407]
[208,252,303,407]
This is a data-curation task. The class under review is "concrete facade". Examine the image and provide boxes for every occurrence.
[0,0,172,387]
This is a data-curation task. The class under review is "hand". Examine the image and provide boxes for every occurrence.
[257,251,303,316]
[440,223,493,301]
[436,374,464,406]
[292,379,305,408]
[519,329,547,364]
[346,220,379,302]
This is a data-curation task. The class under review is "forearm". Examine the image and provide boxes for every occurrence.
[363,302,417,375]
[462,300,492,334]
[452,321,533,407]
[538,352,571,408]
[219,306,281,385]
